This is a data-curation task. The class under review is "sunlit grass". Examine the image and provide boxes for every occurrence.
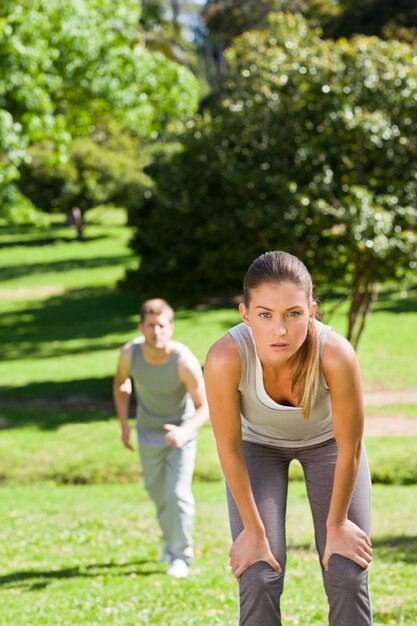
[365,404,417,418]
[0,482,415,625]
[0,406,415,486]
[1,210,417,395]
[0,211,416,624]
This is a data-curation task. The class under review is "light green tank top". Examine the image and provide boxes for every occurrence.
[228,320,334,448]
[130,338,195,447]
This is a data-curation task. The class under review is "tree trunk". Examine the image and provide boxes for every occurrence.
[346,261,365,343]
[70,206,84,241]
[171,0,180,29]
[322,294,348,325]
[347,277,378,350]
[351,283,378,349]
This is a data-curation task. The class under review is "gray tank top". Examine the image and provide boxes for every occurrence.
[229,320,334,448]
[130,338,195,447]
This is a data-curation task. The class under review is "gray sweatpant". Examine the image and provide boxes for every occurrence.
[226,438,373,626]
[138,436,197,564]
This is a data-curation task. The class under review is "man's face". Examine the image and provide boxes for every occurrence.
[140,312,173,350]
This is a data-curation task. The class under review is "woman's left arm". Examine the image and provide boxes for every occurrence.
[322,332,373,571]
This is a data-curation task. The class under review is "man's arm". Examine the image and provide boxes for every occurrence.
[164,351,209,448]
[113,342,134,451]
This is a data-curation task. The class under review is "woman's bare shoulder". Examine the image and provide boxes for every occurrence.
[206,332,240,361]
[204,332,242,381]
[322,329,359,384]
[323,329,356,362]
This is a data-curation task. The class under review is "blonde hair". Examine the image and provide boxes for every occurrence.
[140,298,174,323]
[243,251,320,419]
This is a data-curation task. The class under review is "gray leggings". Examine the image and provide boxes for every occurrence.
[226,438,373,626]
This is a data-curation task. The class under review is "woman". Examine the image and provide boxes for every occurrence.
[204,251,373,625]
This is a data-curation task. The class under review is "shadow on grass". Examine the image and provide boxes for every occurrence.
[372,535,417,564]
[1,286,239,364]
[0,255,132,282]
[0,560,165,591]
[0,234,108,249]
[320,287,417,318]
[0,401,118,430]
[374,298,417,315]
[1,377,114,402]
[1,287,138,362]
[373,606,417,624]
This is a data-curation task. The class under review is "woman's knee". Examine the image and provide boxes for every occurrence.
[324,554,369,590]
[239,560,284,596]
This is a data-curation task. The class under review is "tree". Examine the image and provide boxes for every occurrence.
[127,13,417,346]
[140,0,201,67]
[0,0,199,224]
[202,0,338,83]
[325,0,417,42]
[18,122,151,240]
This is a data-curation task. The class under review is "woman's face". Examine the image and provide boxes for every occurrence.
[239,281,316,366]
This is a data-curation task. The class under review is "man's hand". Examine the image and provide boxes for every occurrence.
[121,423,134,451]
[164,424,189,448]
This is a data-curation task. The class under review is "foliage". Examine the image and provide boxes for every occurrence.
[325,0,417,42]
[141,0,203,69]
[204,0,337,43]
[141,0,166,30]
[0,0,199,223]
[17,124,151,235]
[202,0,339,83]
[127,13,417,344]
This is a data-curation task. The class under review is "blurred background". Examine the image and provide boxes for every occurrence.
[1,2,416,624]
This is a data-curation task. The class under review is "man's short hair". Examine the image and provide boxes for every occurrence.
[140,298,174,323]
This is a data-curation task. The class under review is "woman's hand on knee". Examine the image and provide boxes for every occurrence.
[322,519,373,571]
[229,529,282,579]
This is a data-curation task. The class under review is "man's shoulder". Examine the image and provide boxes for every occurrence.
[119,337,143,362]
[172,342,201,379]
[172,340,195,359]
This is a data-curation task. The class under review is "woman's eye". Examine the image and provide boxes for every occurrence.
[259,312,271,318]
[288,311,300,317]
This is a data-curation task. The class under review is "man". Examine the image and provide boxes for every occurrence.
[113,298,209,578]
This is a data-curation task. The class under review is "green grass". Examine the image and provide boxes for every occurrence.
[0,481,415,625]
[0,406,415,486]
[319,287,417,391]
[0,407,222,485]
[0,211,416,624]
[0,209,241,397]
[365,404,417,418]
[1,209,417,397]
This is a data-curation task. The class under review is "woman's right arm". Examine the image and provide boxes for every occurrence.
[204,334,281,578]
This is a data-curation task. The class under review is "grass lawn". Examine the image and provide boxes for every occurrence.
[0,481,415,626]
[1,208,417,397]
[0,406,416,486]
[365,404,417,418]
[0,208,416,625]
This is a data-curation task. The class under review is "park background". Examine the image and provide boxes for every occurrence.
[1,1,416,625]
